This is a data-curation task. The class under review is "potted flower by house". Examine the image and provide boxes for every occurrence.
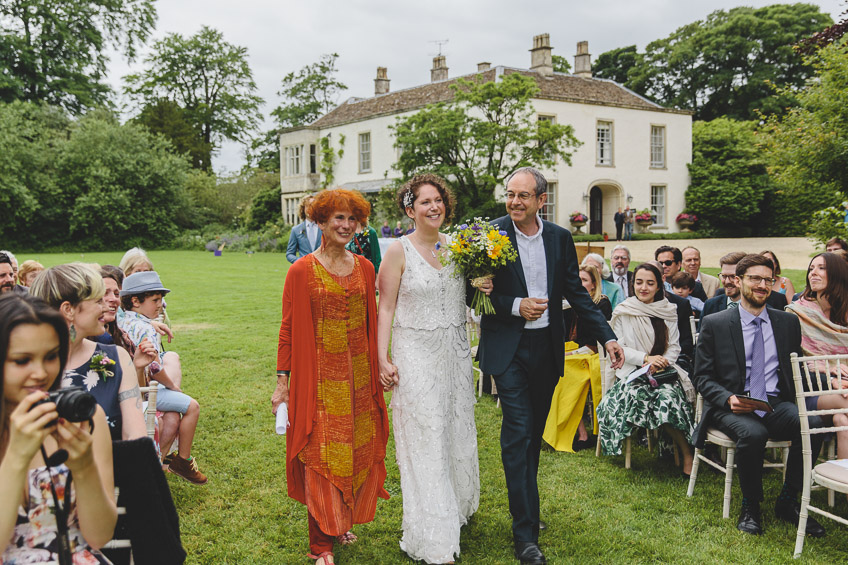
[569,211,588,234]
[676,212,697,232]
[635,209,654,232]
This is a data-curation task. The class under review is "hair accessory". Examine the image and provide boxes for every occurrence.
[402,189,414,209]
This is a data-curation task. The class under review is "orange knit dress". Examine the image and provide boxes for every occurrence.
[277,254,389,536]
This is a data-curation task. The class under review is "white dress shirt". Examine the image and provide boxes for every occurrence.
[510,217,549,329]
[305,220,319,249]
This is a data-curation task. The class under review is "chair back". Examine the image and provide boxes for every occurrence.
[690,316,698,345]
[138,380,158,441]
[790,353,848,467]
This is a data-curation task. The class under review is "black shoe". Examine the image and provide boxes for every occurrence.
[538,520,547,531]
[775,499,826,538]
[572,436,597,452]
[514,542,547,565]
[737,506,763,535]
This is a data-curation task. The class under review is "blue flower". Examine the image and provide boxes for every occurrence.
[435,242,441,250]
[499,230,508,236]
[460,223,469,230]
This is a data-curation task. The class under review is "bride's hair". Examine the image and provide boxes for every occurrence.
[396,174,455,221]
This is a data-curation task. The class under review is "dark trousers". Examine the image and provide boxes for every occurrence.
[615,223,624,241]
[710,396,821,502]
[492,328,557,543]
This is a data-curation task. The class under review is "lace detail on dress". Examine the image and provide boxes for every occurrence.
[390,235,479,564]
[392,236,467,331]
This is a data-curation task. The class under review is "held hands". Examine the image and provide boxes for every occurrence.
[379,358,399,391]
[519,298,548,321]
[727,395,761,414]
[6,392,58,465]
[132,337,157,370]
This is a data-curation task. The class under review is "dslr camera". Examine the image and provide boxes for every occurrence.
[32,386,97,425]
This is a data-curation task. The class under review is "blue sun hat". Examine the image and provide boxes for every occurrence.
[120,271,170,296]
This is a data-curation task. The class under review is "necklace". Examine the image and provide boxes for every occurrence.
[411,233,440,258]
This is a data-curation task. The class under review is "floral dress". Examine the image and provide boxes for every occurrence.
[62,343,123,441]
[1,465,110,564]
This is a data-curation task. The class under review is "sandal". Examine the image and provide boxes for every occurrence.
[308,551,335,564]
[336,531,357,545]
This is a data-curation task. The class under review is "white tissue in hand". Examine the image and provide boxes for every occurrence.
[275,403,289,435]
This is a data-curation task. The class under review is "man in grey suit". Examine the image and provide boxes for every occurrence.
[286,195,321,263]
[476,167,624,565]
[693,254,825,537]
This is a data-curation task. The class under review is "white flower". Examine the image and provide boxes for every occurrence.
[61,376,74,389]
[83,371,100,391]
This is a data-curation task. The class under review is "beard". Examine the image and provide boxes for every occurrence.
[0,282,15,293]
[613,265,628,276]
[741,285,768,307]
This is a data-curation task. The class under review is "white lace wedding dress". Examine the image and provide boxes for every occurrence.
[390,236,480,564]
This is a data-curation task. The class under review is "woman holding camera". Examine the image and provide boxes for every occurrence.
[31,263,149,441]
[0,293,117,563]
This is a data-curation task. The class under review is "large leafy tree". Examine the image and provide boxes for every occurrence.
[391,72,581,221]
[133,99,212,169]
[124,26,264,171]
[0,0,156,113]
[760,37,848,236]
[621,3,832,120]
[592,46,640,85]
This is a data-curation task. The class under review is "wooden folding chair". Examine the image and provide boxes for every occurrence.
[138,380,158,441]
[791,353,848,558]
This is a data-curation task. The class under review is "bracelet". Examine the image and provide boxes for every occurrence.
[277,370,290,378]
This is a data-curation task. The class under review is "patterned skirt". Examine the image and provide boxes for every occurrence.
[597,377,695,456]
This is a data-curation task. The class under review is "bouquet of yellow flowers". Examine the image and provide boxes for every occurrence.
[440,217,518,315]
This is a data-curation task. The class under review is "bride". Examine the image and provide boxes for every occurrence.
[377,174,489,564]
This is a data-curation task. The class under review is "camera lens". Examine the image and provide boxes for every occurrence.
[55,389,97,422]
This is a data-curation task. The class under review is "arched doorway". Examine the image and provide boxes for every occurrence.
[590,186,603,234]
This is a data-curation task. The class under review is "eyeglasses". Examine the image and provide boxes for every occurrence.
[505,191,538,202]
[719,274,737,281]
[658,260,677,267]
[743,275,776,287]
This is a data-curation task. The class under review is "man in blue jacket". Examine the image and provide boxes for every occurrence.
[286,195,321,263]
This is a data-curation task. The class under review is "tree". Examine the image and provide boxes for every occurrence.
[391,72,581,221]
[684,118,770,236]
[592,46,640,84]
[124,26,264,171]
[0,0,155,113]
[625,4,832,120]
[760,37,848,236]
[551,55,571,74]
[270,53,347,128]
[133,99,212,169]
[797,4,848,52]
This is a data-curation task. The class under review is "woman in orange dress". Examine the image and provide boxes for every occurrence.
[271,189,389,565]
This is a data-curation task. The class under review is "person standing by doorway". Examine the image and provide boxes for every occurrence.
[614,208,625,241]
[623,206,634,241]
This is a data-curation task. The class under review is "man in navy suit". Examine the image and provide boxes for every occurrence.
[286,195,321,263]
[476,167,623,565]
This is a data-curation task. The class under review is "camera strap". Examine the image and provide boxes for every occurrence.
[41,445,73,565]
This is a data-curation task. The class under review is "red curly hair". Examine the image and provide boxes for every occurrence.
[307,188,371,225]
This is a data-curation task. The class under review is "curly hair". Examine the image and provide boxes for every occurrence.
[396,174,455,222]
[298,194,315,221]
[308,188,370,225]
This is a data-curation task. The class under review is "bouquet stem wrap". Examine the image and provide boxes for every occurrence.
[470,274,495,316]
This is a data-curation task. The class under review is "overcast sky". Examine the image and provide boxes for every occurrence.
[106,0,846,174]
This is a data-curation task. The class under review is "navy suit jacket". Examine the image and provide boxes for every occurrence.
[475,216,616,378]
[286,221,321,263]
[692,306,802,448]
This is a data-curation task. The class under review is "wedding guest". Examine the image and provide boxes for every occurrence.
[655,246,707,301]
[287,195,321,264]
[581,253,622,309]
[0,253,16,294]
[826,237,848,253]
[0,293,117,563]
[394,220,403,238]
[271,188,389,565]
[346,220,382,274]
[30,263,148,442]
[761,250,795,305]
[682,246,720,299]
[614,208,625,241]
[671,272,704,316]
[119,247,153,277]
[623,206,634,241]
[596,263,695,475]
[607,245,632,299]
[786,252,848,460]
[0,251,25,293]
[381,220,392,238]
[17,260,44,288]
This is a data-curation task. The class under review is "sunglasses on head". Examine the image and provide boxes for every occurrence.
[658,260,676,266]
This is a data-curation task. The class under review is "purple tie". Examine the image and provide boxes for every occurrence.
[750,317,767,417]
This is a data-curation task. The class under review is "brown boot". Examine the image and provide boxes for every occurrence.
[168,454,208,485]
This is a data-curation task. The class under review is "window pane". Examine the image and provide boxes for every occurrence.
[540,182,556,222]
[359,133,371,172]
[651,185,666,225]
[650,126,665,168]
[597,121,612,165]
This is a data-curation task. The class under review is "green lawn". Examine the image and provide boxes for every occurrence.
[18,251,847,563]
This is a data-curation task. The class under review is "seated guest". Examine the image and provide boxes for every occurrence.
[394,220,403,238]
[0,250,26,294]
[119,247,154,276]
[17,259,44,287]
[682,246,720,299]
[645,260,694,365]
[30,263,147,441]
[0,293,117,563]
[693,254,825,536]
[286,195,321,264]
[347,220,382,273]
[655,246,707,301]
[826,236,848,253]
[786,252,848,461]
[671,272,704,316]
[544,264,612,451]
[607,245,633,300]
[702,251,747,318]
[119,271,207,485]
[761,250,795,305]
[381,220,392,238]
[582,253,622,309]
[0,252,16,294]
[596,263,695,474]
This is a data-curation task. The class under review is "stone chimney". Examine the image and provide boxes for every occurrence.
[530,33,553,77]
[477,62,491,72]
[431,55,448,82]
[374,67,390,95]
[574,41,592,78]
